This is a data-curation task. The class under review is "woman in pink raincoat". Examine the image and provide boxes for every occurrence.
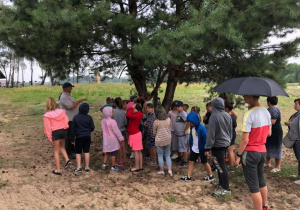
[101,106,124,172]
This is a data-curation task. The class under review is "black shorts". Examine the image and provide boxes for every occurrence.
[189,149,208,164]
[52,129,67,141]
[75,136,91,154]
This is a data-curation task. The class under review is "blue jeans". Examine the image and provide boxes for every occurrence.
[157,144,172,168]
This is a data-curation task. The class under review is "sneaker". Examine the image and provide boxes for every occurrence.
[295,180,300,185]
[64,160,71,169]
[130,152,135,159]
[168,170,173,177]
[211,164,217,172]
[157,171,165,175]
[213,188,231,196]
[85,168,91,172]
[116,161,125,166]
[171,154,178,160]
[111,166,120,172]
[212,182,220,188]
[179,175,192,182]
[202,175,214,182]
[73,168,82,173]
[179,161,189,167]
[101,164,106,170]
[262,206,269,210]
[175,156,183,163]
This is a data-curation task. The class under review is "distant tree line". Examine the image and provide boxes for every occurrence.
[0,0,299,109]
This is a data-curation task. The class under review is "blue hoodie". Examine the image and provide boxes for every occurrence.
[71,103,95,142]
[187,112,207,155]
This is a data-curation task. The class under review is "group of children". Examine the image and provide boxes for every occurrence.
[44,93,237,187]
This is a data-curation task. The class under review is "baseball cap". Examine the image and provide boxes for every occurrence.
[174,100,184,107]
[62,82,74,89]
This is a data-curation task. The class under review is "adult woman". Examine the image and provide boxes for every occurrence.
[264,96,283,172]
[43,97,70,175]
[284,98,300,184]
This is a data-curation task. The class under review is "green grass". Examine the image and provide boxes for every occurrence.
[165,195,176,203]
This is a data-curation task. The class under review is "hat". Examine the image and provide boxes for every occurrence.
[126,102,134,111]
[62,82,74,89]
[174,100,184,107]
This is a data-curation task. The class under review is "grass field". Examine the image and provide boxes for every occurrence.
[0,83,300,209]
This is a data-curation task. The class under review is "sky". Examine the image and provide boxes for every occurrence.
[0,0,299,82]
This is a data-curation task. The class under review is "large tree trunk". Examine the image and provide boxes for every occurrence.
[162,66,178,111]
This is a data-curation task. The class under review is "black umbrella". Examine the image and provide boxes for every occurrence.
[214,77,289,97]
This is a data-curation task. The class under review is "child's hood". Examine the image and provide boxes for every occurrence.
[102,106,112,118]
[187,112,200,130]
[44,109,66,120]
[79,103,89,115]
[212,97,225,113]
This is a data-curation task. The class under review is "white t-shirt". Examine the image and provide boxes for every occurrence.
[191,127,199,153]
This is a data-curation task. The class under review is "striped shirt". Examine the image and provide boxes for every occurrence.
[242,107,271,152]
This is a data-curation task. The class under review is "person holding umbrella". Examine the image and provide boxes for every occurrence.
[236,95,271,210]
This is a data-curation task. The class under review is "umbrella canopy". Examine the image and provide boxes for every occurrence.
[213,77,289,97]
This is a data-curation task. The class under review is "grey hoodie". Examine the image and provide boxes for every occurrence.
[205,97,232,150]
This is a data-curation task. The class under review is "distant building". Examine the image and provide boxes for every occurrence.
[0,70,6,87]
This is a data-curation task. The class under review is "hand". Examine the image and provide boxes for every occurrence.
[80,99,86,103]
[205,151,210,157]
[184,130,188,135]
[144,122,147,127]
[236,156,241,166]
[71,142,75,145]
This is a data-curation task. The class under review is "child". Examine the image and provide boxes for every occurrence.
[144,103,157,166]
[225,102,237,172]
[71,103,95,172]
[174,101,188,167]
[113,97,128,166]
[191,106,201,122]
[43,97,70,175]
[101,106,124,172]
[100,97,113,112]
[180,112,214,181]
[183,104,190,114]
[126,103,144,172]
[153,106,172,176]
[204,97,232,196]
[168,101,178,160]
[203,102,212,126]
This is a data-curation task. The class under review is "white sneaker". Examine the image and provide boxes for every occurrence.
[157,171,165,175]
[213,188,231,196]
[171,154,178,160]
[130,152,135,159]
[168,170,173,177]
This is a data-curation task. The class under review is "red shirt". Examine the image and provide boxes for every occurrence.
[126,108,143,135]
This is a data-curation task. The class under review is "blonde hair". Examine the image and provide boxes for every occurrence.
[45,97,58,112]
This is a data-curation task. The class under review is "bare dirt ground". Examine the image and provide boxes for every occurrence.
[0,100,300,210]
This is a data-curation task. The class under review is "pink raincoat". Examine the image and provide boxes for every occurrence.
[101,107,124,152]
[43,109,69,142]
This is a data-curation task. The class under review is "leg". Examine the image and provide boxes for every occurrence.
[103,153,109,164]
[118,143,123,163]
[139,150,143,169]
[293,140,300,175]
[65,123,74,156]
[76,154,81,168]
[53,140,60,172]
[274,158,282,170]
[133,150,140,170]
[164,145,172,171]
[258,153,268,207]
[59,139,69,163]
[204,163,213,176]
[187,161,195,177]
[228,145,235,167]
[260,186,268,207]
[265,156,271,166]
[84,153,90,169]
[250,192,263,210]
[157,146,164,171]
[183,151,188,162]
[212,149,230,190]
[111,154,116,167]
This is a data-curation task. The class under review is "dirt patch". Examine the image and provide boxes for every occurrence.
[0,102,300,210]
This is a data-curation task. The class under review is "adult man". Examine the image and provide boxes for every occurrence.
[59,82,86,158]
[236,95,271,210]
[204,97,232,196]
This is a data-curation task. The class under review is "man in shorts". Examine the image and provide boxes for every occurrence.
[236,95,271,210]
[59,82,86,158]
[174,101,189,167]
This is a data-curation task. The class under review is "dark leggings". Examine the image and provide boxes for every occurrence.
[212,148,230,191]
[65,121,75,154]
[293,140,300,176]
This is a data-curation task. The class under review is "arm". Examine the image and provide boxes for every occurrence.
[43,117,52,142]
[236,132,249,166]
[111,121,124,141]
[184,121,190,135]
[204,116,216,155]
[231,109,238,119]
[153,120,158,136]
[70,99,85,110]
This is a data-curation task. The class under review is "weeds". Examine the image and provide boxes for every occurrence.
[165,196,176,203]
